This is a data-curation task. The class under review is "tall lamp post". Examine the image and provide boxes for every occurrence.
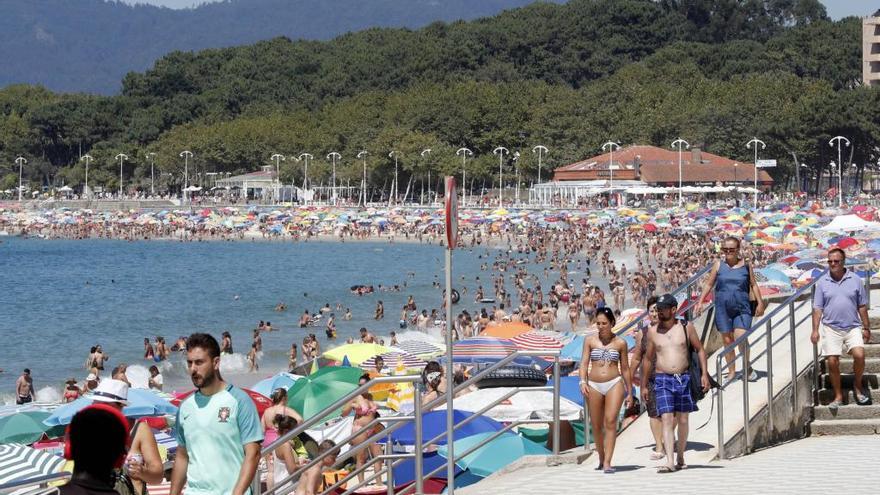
[270,153,285,203]
[421,149,432,205]
[493,146,509,208]
[829,136,850,207]
[327,152,341,205]
[115,153,128,198]
[146,152,157,196]
[358,150,368,207]
[746,137,766,209]
[80,154,93,199]
[513,151,521,205]
[180,151,193,204]
[671,138,690,207]
[15,156,27,202]
[388,151,399,206]
[456,147,472,207]
[298,153,313,204]
[532,145,548,184]
[601,141,620,201]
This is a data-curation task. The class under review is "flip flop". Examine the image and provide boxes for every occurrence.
[657,466,677,474]
[676,462,688,470]
[603,467,616,474]
[650,451,666,460]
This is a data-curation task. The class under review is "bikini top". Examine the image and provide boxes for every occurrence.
[589,347,620,364]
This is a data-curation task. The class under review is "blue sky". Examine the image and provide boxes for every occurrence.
[120,0,875,19]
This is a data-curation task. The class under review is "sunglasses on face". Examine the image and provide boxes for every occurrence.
[827,259,843,264]
[721,247,738,253]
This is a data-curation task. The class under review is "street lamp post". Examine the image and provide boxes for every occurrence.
[829,136,851,207]
[358,150,368,207]
[513,151,521,205]
[421,149,432,205]
[15,156,26,202]
[493,147,509,208]
[298,153,314,204]
[80,154,93,200]
[601,141,620,202]
[671,138,690,207]
[532,145,548,185]
[115,153,128,198]
[746,137,766,210]
[146,152,157,196]
[388,151,399,206]
[327,152,341,205]
[180,151,193,204]
[456,147,473,207]
[270,153,285,203]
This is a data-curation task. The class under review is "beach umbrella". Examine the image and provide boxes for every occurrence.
[390,409,504,446]
[360,351,426,371]
[341,356,352,367]
[0,443,66,485]
[251,372,302,398]
[44,389,178,427]
[510,332,563,360]
[391,340,443,358]
[322,343,393,365]
[480,322,532,338]
[448,337,547,367]
[757,267,793,286]
[392,451,463,488]
[449,387,581,422]
[559,335,585,362]
[437,432,550,478]
[286,366,363,420]
[0,412,65,444]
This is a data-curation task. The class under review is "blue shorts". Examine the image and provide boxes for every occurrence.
[714,294,752,334]
[653,373,697,415]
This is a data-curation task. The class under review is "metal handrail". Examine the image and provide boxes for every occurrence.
[0,472,70,492]
[715,268,835,459]
[255,350,562,495]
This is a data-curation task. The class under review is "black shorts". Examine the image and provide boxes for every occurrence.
[16,395,33,405]
[644,379,659,418]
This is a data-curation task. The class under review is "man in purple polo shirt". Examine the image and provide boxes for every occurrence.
[811,248,872,408]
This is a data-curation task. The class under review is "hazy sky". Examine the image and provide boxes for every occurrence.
[119,0,876,19]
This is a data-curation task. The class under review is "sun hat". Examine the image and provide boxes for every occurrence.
[86,373,98,381]
[90,378,129,405]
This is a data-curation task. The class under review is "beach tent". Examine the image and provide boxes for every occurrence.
[818,214,880,233]
[448,387,581,422]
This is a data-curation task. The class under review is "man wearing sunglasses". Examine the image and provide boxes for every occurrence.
[812,248,872,408]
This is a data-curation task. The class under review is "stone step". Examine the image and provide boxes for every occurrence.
[810,418,880,435]
[814,403,880,420]
[863,344,880,358]
[818,387,880,405]
[820,357,880,374]
[820,373,880,390]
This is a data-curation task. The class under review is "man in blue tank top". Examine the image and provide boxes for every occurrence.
[171,333,263,495]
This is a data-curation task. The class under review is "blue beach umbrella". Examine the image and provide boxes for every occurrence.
[251,372,301,398]
[43,389,177,426]
[560,335,585,362]
[556,375,585,407]
[437,432,550,478]
[391,451,462,486]
[390,409,504,446]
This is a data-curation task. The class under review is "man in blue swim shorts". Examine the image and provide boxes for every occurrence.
[642,294,710,473]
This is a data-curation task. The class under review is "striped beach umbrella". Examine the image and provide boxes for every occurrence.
[392,340,443,358]
[0,443,66,485]
[449,337,548,367]
[510,332,563,361]
[360,351,426,371]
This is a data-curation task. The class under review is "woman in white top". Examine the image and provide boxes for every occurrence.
[270,415,304,493]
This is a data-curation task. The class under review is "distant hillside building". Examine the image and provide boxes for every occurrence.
[864,10,880,87]
[531,144,773,204]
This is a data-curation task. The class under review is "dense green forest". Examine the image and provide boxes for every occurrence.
[0,0,556,94]
[1,0,877,197]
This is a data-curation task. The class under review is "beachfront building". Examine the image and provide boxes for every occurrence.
[864,10,880,87]
[214,166,289,202]
[530,144,773,205]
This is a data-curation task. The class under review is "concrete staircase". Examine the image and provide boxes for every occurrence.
[810,329,880,435]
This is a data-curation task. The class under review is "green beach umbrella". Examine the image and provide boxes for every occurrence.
[287,366,364,420]
[437,432,550,478]
[0,412,65,444]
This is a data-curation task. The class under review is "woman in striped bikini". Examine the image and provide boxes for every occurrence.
[579,307,633,473]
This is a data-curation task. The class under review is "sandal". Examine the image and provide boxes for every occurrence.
[603,467,615,474]
[676,461,688,470]
[827,399,843,410]
[657,466,677,474]
[855,391,872,406]
[650,451,666,460]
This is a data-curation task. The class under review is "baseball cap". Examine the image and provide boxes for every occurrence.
[655,294,679,309]
[90,379,129,405]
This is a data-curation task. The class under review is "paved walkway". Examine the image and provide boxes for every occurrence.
[459,436,880,495]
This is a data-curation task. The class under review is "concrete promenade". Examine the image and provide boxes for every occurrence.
[459,435,880,495]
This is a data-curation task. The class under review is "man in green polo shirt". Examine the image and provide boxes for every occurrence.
[171,333,263,495]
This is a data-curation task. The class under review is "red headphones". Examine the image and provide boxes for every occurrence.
[64,403,131,469]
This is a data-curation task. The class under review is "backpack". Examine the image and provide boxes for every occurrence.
[680,322,719,402]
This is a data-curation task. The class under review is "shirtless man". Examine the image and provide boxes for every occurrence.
[493,303,507,322]
[296,440,338,495]
[299,310,311,328]
[642,294,709,473]
[359,328,376,344]
[15,369,34,404]
[92,345,109,371]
